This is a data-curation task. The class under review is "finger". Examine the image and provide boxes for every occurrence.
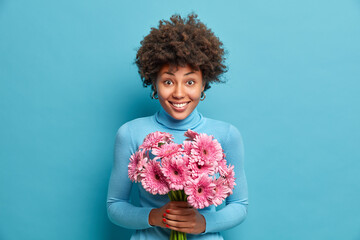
[166,208,194,216]
[164,211,196,222]
[166,212,195,222]
[164,218,194,228]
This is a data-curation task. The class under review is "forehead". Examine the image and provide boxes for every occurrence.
[158,64,200,75]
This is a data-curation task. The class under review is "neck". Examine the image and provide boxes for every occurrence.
[155,107,202,131]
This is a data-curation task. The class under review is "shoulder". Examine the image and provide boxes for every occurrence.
[202,116,243,146]
[201,117,244,161]
[114,115,155,153]
[115,115,154,138]
[203,117,233,132]
[117,115,154,132]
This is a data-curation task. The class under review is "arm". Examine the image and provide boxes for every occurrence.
[106,124,154,229]
[201,124,249,233]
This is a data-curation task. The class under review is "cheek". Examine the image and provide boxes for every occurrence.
[157,87,170,99]
[189,89,202,100]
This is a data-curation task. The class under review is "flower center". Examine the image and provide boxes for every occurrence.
[197,164,202,169]
[203,149,207,155]
[198,188,202,193]
[174,170,178,175]
[155,174,160,180]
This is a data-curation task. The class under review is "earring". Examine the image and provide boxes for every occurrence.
[151,91,158,99]
[200,92,206,101]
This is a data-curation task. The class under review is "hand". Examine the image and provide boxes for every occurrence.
[149,201,206,234]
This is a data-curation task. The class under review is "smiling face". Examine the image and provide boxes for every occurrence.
[155,64,205,120]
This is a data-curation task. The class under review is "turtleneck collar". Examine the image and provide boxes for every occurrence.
[155,107,203,131]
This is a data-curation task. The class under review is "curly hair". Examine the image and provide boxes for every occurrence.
[135,13,227,92]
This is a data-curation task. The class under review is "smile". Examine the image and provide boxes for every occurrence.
[170,101,190,109]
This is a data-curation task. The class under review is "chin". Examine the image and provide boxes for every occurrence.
[171,112,189,120]
[167,108,194,120]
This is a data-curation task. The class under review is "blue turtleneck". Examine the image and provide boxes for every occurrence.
[107,107,248,240]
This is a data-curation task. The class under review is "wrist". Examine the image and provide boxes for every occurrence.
[201,214,206,233]
[148,209,156,226]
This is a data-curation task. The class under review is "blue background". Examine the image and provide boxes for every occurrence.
[1,0,359,239]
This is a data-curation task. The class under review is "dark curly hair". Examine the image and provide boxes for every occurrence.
[135,13,227,92]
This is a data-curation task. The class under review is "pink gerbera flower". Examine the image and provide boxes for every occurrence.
[182,140,193,156]
[185,174,216,209]
[216,158,228,176]
[152,142,181,161]
[161,155,189,190]
[140,131,173,151]
[141,160,169,195]
[128,150,148,182]
[182,154,190,166]
[188,155,215,178]
[212,178,231,206]
[192,133,223,166]
[184,129,199,141]
[221,164,236,194]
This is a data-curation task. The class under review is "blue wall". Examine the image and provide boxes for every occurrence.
[1,0,359,239]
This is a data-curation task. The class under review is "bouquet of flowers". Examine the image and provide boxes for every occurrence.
[128,130,236,240]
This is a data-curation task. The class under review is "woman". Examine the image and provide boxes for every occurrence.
[107,13,248,239]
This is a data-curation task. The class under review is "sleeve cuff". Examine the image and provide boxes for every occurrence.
[143,207,155,228]
[200,210,215,234]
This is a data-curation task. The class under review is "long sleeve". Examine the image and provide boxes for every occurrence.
[106,110,248,239]
[201,124,249,233]
[106,123,154,229]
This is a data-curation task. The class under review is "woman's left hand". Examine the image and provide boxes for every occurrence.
[163,201,206,234]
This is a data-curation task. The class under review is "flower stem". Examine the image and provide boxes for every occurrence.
[168,191,187,240]
[171,190,177,201]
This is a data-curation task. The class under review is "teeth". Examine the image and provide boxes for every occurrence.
[172,103,188,108]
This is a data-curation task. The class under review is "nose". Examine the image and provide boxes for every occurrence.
[172,84,185,99]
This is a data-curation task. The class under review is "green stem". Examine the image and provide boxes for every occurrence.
[171,190,178,201]
[167,191,188,240]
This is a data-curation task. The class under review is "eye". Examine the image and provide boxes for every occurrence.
[187,80,195,86]
[164,80,173,85]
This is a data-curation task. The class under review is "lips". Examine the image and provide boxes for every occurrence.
[169,101,190,111]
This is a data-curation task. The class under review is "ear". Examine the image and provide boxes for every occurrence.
[201,81,205,92]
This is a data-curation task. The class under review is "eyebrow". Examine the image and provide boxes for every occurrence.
[162,71,195,76]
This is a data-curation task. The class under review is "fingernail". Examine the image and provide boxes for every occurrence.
[162,218,166,222]
[166,209,170,213]
[163,213,166,217]
[166,224,169,228]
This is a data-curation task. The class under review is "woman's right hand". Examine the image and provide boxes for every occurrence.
[148,201,206,234]
[148,202,171,227]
